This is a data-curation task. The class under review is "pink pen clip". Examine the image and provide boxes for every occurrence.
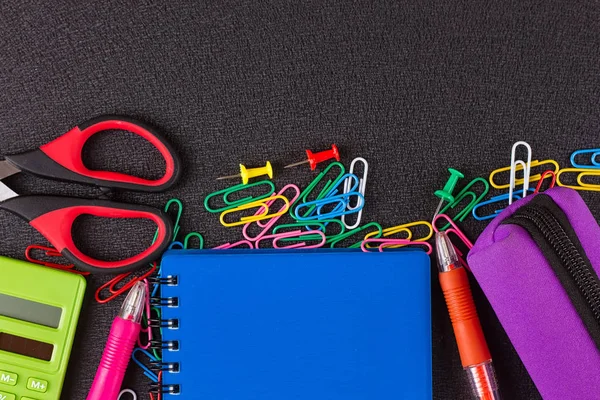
[243,184,300,241]
[360,239,433,254]
[255,230,326,249]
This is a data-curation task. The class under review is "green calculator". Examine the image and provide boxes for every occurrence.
[0,256,86,400]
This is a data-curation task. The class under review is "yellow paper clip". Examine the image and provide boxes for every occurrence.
[363,220,433,249]
[556,168,600,191]
[489,159,559,190]
[220,195,290,227]
[217,162,274,185]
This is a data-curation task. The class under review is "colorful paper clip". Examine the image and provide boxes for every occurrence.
[220,195,290,227]
[213,240,254,249]
[360,239,433,254]
[255,230,327,249]
[131,348,159,382]
[272,220,345,242]
[533,170,556,193]
[363,220,433,249]
[329,222,382,249]
[295,192,364,221]
[217,161,274,184]
[204,180,276,213]
[291,162,345,216]
[242,184,300,241]
[153,199,183,242]
[433,214,473,268]
[556,168,600,191]
[118,389,137,400]
[570,149,600,169]
[471,193,523,221]
[340,158,368,229]
[508,141,532,205]
[439,177,489,227]
[183,232,204,249]
[25,244,90,275]
[95,263,157,304]
[137,279,152,350]
[489,159,559,190]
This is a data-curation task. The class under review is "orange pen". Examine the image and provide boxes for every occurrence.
[436,231,501,400]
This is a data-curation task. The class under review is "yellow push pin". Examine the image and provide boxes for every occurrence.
[217,162,273,185]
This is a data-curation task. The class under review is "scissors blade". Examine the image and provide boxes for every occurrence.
[0,180,18,203]
[0,160,21,181]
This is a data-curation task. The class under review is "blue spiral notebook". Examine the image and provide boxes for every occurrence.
[158,249,432,399]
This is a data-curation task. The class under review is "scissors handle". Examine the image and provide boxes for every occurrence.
[5,115,181,192]
[0,196,173,273]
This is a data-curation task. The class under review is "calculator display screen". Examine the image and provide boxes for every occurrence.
[0,293,62,328]
[0,332,53,361]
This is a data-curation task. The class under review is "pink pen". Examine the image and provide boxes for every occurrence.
[87,281,146,400]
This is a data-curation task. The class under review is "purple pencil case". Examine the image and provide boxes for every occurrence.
[467,187,600,399]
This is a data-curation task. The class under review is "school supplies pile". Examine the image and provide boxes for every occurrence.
[4,115,600,399]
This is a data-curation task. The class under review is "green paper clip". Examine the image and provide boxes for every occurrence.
[329,222,383,248]
[204,180,275,213]
[184,232,204,249]
[291,162,345,220]
[273,219,346,242]
[439,177,489,230]
[153,198,183,243]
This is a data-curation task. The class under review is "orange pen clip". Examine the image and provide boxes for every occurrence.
[25,244,90,276]
[95,262,157,304]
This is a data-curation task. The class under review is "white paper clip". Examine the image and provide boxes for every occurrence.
[342,157,368,229]
[509,141,531,205]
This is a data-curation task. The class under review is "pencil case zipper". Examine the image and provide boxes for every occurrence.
[502,193,600,350]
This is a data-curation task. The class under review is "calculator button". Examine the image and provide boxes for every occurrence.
[0,371,17,386]
[26,378,47,393]
[0,390,15,400]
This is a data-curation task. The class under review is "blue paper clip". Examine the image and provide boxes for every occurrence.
[323,173,360,198]
[131,348,159,382]
[168,241,184,250]
[294,192,364,221]
[291,162,346,218]
[570,149,600,169]
[472,193,522,221]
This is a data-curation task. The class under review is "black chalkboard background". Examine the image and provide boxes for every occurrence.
[1,1,599,398]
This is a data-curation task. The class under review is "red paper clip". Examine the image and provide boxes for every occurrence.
[25,245,90,276]
[149,370,163,400]
[95,263,157,304]
[534,170,557,193]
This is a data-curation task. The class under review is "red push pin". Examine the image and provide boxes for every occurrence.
[284,144,340,170]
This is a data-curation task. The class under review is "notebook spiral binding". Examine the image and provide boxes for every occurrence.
[148,274,181,396]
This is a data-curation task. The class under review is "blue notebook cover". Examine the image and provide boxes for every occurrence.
[160,249,432,399]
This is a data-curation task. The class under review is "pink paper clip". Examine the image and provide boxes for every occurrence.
[137,279,152,350]
[433,213,473,268]
[243,184,300,241]
[360,239,433,254]
[213,240,255,249]
[255,230,326,249]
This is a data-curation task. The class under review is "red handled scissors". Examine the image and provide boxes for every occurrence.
[0,115,181,274]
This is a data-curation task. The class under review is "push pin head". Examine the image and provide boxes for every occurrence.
[284,144,340,170]
[217,161,273,184]
[433,168,465,219]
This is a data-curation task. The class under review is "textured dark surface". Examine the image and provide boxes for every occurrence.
[1,1,599,399]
